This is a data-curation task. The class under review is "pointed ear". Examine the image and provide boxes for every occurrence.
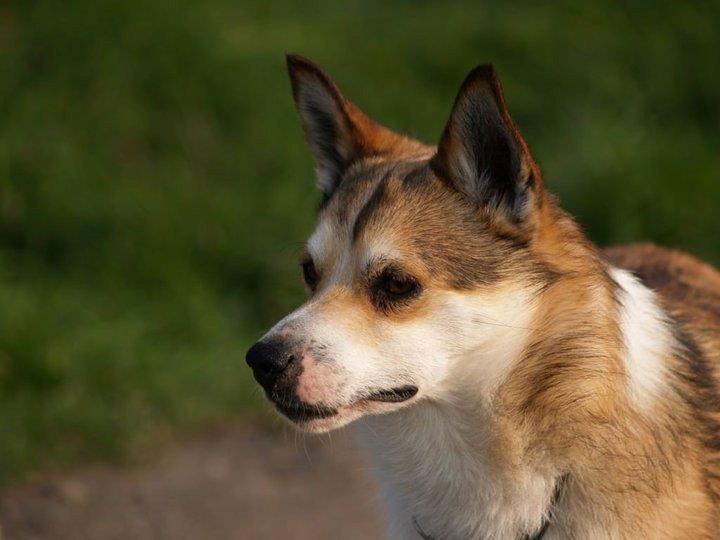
[286,54,415,198]
[430,65,541,223]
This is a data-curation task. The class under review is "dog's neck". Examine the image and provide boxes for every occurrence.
[354,394,563,539]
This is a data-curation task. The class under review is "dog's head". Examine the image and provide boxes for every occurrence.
[246,55,557,432]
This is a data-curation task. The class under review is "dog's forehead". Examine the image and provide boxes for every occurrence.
[307,161,428,265]
[305,159,523,290]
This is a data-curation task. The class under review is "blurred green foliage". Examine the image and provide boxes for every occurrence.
[0,0,718,482]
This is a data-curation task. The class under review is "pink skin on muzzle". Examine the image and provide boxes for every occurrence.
[295,352,342,405]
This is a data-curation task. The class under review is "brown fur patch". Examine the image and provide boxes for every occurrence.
[484,239,720,537]
[331,162,556,294]
[606,243,720,507]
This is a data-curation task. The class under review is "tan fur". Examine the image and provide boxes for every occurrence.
[493,224,720,537]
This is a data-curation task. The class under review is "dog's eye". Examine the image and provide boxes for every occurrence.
[370,268,421,314]
[375,269,420,304]
[383,276,415,297]
[301,260,319,291]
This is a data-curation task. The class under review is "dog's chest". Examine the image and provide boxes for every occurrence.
[355,408,557,539]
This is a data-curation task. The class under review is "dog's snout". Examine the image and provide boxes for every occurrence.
[245,339,295,391]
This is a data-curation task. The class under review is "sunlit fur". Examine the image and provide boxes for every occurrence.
[253,56,720,538]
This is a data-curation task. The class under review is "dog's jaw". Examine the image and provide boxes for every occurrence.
[289,407,360,433]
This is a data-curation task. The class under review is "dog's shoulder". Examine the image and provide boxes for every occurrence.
[604,243,720,313]
[604,242,720,366]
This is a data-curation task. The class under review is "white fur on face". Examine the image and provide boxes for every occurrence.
[610,267,672,408]
[261,210,539,432]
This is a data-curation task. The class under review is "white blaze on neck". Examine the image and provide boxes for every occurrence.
[610,267,672,408]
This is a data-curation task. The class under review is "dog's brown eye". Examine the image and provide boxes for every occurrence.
[383,276,415,297]
[375,269,419,302]
[369,266,421,313]
[301,260,319,291]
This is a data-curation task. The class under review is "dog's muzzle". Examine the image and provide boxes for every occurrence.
[246,336,336,421]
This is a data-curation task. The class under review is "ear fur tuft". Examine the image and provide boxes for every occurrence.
[431,64,540,223]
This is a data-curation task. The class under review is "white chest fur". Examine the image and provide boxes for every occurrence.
[354,402,559,540]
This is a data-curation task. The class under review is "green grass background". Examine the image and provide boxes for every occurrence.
[0,1,718,483]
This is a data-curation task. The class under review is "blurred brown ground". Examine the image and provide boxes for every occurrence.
[0,424,383,539]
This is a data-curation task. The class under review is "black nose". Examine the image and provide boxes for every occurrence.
[245,339,294,391]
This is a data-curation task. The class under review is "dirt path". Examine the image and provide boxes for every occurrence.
[0,424,384,539]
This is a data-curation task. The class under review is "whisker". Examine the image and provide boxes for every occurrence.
[301,432,312,464]
[473,317,534,331]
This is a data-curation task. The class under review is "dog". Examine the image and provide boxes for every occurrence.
[245,55,720,539]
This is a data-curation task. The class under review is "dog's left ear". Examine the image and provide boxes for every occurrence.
[287,54,414,199]
[431,65,541,224]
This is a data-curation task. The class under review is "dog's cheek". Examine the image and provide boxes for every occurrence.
[394,297,488,388]
[379,322,459,389]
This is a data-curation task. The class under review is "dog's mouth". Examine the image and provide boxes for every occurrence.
[365,385,419,403]
[271,385,419,427]
[272,399,338,422]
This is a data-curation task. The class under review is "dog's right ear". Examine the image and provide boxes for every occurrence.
[286,54,408,198]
